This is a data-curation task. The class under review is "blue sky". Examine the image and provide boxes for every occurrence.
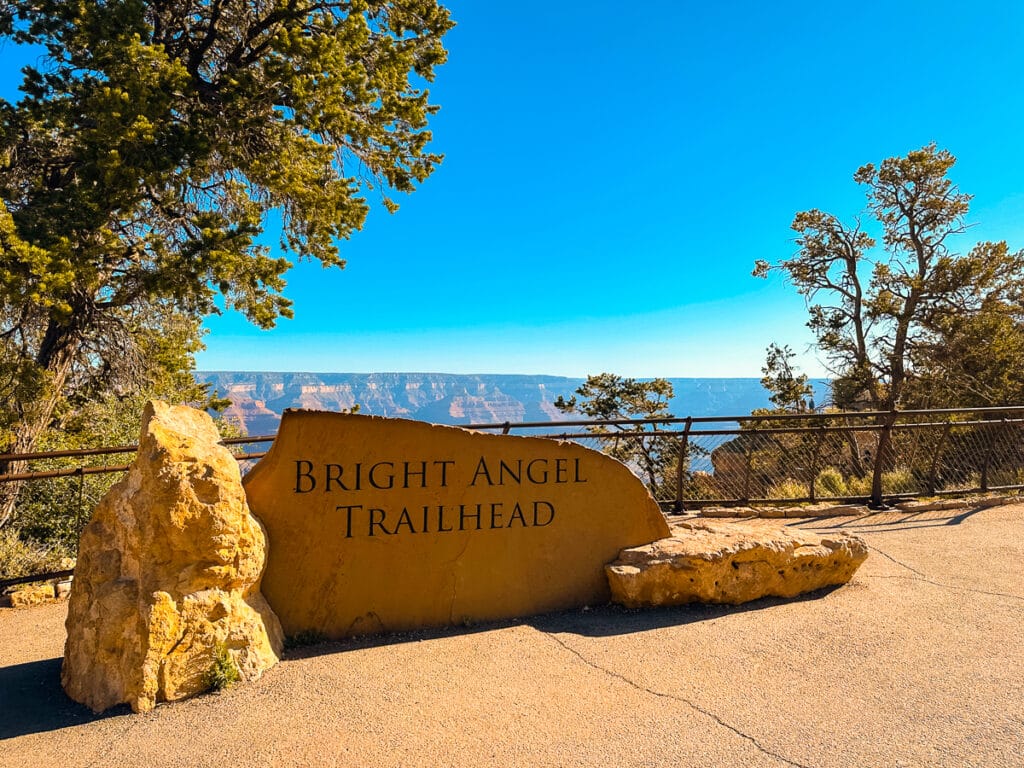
[4,1,1024,377]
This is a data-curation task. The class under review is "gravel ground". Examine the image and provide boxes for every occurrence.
[1,504,1022,768]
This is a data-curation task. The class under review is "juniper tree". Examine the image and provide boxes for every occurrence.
[755,144,1024,412]
[756,144,1024,504]
[554,373,678,495]
[0,0,453,525]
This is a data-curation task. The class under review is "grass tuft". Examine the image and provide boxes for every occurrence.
[205,643,241,691]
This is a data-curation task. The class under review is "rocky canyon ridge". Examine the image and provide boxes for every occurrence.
[195,373,828,434]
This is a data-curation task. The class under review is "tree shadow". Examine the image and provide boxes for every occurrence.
[0,657,129,740]
[791,505,990,533]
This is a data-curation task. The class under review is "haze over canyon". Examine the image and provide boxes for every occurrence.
[196,372,828,435]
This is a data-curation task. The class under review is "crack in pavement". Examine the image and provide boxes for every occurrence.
[866,544,1024,602]
[540,631,814,768]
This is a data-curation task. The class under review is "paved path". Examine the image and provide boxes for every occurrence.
[2,504,1022,767]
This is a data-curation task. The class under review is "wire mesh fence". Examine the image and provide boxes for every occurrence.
[473,407,1024,509]
[2,406,1023,587]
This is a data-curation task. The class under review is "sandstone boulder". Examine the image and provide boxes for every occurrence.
[62,401,283,713]
[8,582,56,607]
[606,518,868,608]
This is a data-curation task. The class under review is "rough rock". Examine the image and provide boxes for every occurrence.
[606,518,868,608]
[699,506,758,518]
[62,401,283,713]
[8,582,56,607]
[699,504,869,520]
[895,499,964,512]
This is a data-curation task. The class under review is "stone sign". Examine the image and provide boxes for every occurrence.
[244,411,670,638]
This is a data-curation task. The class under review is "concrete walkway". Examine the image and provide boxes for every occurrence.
[2,504,1022,768]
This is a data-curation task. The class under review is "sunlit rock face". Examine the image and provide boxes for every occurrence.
[244,411,671,638]
[607,519,868,608]
[62,401,283,713]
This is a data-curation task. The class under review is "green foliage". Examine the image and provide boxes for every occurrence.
[682,472,722,501]
[842,469,915,497]
[0,0,453,524]
[554,373,678,495]
[761,343,814,412]
[755,144,1024,411]
[0,526,65,578]
[815,466,848,497]
[205,643,240,692]
[1,0,452,323]
[766,477,806,500]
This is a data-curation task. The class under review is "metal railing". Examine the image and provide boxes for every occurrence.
[3,405,1023,588]
[466,406,1024,511]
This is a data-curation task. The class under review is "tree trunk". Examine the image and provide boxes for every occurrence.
[0,319,81,528]
[869,410,899,509]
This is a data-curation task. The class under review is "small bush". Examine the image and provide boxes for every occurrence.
[681,472,722,501]
[882,468,917,494]
[205,643,240,691]
[843,469,918,496]
[767,477,807,500]
[0,528,66,580]
[845,474,872,496]
[815,466,848,497]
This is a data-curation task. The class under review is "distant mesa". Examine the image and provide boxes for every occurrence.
[196,372,829,433]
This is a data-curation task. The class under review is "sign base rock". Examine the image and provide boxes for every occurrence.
[62,401,283,713]
[606,518,868,608]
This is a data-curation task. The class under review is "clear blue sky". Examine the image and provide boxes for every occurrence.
[4,1,1024,377]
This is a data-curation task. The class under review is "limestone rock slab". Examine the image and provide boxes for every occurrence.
[607,518,868,608]
[244,411,671,638]
[62,401,283,713]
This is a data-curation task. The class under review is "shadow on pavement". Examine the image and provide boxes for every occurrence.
[793,505,988,533]
[0,657,128,740]
[283,586,844,663]
[527,587,844,637]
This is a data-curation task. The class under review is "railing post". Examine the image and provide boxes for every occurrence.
[673,417,693,513]
[74,466,86,543]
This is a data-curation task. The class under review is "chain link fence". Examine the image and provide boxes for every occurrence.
[476,406,1024,510]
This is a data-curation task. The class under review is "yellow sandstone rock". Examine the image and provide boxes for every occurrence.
[8,582,56,607]
[244,411,670,638]
[62,401,283,713]
[606,518,868,608]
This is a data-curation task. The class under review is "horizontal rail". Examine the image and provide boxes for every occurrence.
[3,406,1024,465]
[0,434,278,462]
[0,455,268,483]
[0,568,74,590]
[462,405,1024,431]
[674,485,1024,508]
[3,408,1024,482]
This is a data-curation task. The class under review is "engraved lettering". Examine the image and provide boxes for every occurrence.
[533,501,555,526]
[470,456,493,486]
[295,460,316,493]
